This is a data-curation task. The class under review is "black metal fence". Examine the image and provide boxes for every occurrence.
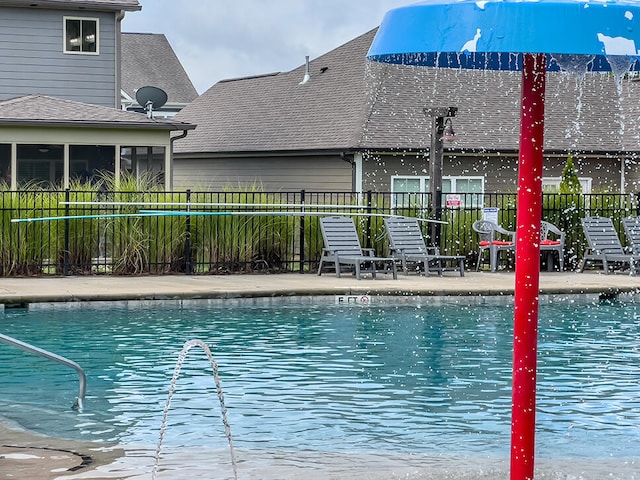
[1,189,638,276]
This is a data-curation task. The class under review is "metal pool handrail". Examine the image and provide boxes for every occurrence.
[0,332,86,410]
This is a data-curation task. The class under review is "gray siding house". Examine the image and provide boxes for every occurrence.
[0,0,141,108]
[173,29,640,196]
[0,0,196,190]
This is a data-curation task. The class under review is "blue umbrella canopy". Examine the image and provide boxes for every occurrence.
[367,0,640,72]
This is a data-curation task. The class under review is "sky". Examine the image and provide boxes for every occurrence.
[121,0,411,94]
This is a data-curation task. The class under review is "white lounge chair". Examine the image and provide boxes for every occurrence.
[317,216,397,279]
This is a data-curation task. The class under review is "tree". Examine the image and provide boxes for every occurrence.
[559,154,582,194]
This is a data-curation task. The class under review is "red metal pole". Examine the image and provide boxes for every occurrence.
[510,52,546,480]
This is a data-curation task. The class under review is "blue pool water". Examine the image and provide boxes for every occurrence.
[1,299,639,460]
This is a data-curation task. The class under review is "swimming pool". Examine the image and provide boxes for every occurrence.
[1,298,639,478]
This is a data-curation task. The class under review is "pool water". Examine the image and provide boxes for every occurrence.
[1,299,639,461]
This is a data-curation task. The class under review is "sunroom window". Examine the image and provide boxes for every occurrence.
[64,17,98,54]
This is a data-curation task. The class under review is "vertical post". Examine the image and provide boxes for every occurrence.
[299,189,305,274]
[185,189,192,275]
[429,116,444,247]
[510,53,546,480]
[63,189,70,276]
[424,107,456,247]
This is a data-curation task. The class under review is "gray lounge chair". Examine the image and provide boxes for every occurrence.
[317,216,397,279]
[472,219,515,272]
[384,216,464,276]
[540,220,565,271]
[622,216,640,255]
[578,216,639,275]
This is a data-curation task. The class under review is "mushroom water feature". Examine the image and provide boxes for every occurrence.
[367,1,640,479]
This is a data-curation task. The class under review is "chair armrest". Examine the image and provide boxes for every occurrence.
[496,225,516,237]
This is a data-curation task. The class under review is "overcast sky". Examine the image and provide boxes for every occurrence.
[121,0,411,94]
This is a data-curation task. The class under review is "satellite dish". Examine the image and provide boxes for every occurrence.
[135,86,168,118]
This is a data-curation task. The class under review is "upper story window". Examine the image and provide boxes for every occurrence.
[64,17,99,54]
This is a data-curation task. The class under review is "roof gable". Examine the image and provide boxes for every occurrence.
[174,30,377,154]
[121,33,198,104]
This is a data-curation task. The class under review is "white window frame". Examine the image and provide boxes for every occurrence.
[63,17,99,55]
[391,175,485,209]
[542,176,592,193]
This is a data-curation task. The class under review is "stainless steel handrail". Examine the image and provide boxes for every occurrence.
[0,332,86,410]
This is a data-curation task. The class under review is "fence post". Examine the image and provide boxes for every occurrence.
[299,189,305,274]
[63,189,70,276]
[185,189,192,275]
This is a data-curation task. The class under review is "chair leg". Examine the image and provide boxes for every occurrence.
[434,259,444,276]
[490,248,498,273]
[355,262,361,279]
[336,262,342,278]
[458,258,465,277]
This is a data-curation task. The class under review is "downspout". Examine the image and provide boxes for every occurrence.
[169,130,190,190]
[341,152,363,193]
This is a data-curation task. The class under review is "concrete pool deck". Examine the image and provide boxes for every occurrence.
[0,270,639,306]
[1,270,640,479]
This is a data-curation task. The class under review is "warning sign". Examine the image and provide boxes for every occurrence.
[445,194,461,208]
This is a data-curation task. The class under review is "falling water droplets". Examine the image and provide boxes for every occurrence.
[607,55,634,94]
[152,339,237,480]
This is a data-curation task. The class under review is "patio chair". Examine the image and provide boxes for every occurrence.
[384,216,464,276]
[318,216,397,279]
[472,219,515,272]
[540,220,565,271]
[622,216,640,255]
[578,216,639,275]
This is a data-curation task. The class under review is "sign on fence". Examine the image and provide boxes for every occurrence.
[482,207,499,224]
[445,194,461,208]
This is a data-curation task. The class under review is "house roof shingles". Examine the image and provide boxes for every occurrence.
[175,28,640,156]
[0,94,194,130]
[121,33,198,104]
[174,30,376,154]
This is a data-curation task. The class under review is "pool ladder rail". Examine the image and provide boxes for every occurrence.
[0,332,86,410]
